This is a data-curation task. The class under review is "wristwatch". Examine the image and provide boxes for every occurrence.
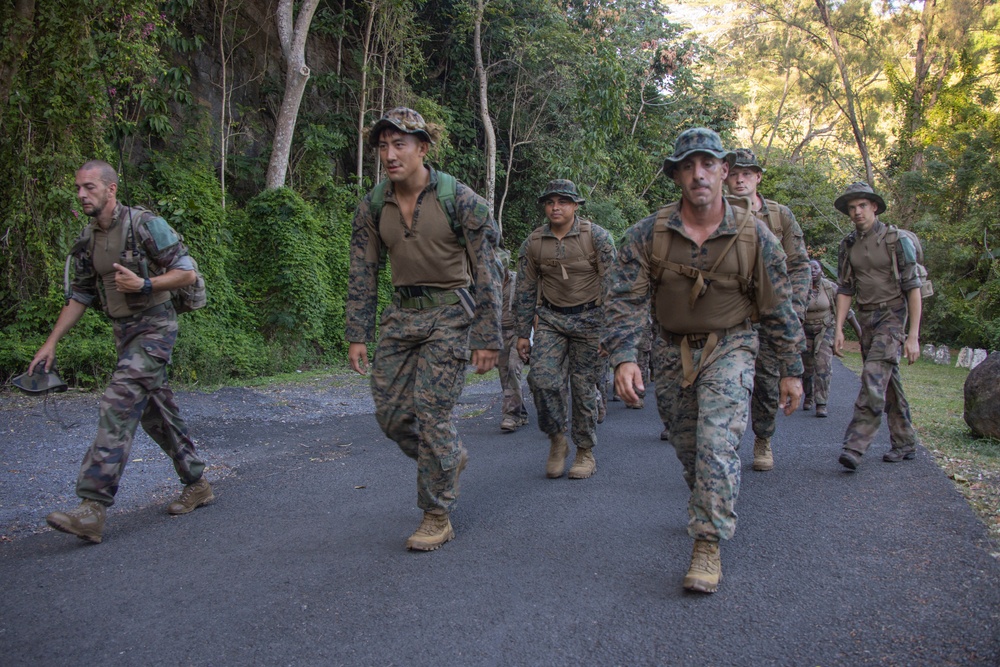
[140,278,153,296]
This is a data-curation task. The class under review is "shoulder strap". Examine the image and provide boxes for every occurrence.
[885,224,901,283]
[763,199,782,236]
[578,220,602,277]
[370,179,389,230]
[650,203,679,285]
[436,172,461,245]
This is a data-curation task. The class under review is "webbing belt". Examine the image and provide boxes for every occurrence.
[393,289,461,310]
[661,320,753,388]
[857,295,905,311]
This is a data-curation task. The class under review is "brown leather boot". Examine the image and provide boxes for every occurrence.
[46,500,106,544]
[683,539,722,593]
[567,448,596,479]
[752,436,774,471]
[546,433,569,478]
[167,478,215,515]
[406,512,455,551]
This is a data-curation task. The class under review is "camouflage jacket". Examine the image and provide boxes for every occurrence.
[345,167,503,350]
[757,198,810,322]
[603,201,805,377]
[69,203,193,311]
[512,216,617,340]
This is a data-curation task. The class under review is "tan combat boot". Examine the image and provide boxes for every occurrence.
[406,511,455,551]
[46,500,107,544]
[567,448,596,479]
[167,478,215,515]
[752,436,774,471]
[546,433,569,478]
[683,539,722,593]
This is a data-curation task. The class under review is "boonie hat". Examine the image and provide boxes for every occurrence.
[11,368,68,395]
[367,107,434,147]
[733,148,765,173]
[834,181,886,216]
[663,127,736,175]
[537,179,585,205]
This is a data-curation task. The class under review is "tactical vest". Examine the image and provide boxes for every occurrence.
[527,219,603,307]
[760,199,783,238]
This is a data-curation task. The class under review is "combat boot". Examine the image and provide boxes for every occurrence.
[500,416,520,432]
[167,478,215,515]
[803,399,814,411]
[660,425,671,441]
[883,448,916,463]
[567,448,596,479]
[683,539,722,593]
[816,404,828,418]
[839,448,862,470]
[405,511,454,551]
[752,436,774,471]
[597,401,606,424]
[546,433,569,478]
[46,500,106,544]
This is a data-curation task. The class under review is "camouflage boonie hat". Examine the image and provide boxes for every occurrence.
[367,107,434,147]
[663,127,736,175]
[733,148,765,173]
[834,181,886,216]
[537,179,585,205]
[11,368,68,395]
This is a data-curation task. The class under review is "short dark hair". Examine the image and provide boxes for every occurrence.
[78,160,119,186]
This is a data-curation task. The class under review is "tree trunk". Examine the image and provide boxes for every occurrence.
[356,2,377,190]
[814,0,874,186]
[473,0,496,210]
[265,0,320,190]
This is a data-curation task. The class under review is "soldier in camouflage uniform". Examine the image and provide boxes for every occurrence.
[725,149,810,472]
[346,108,502,551]
[802,260,861,417]
[833,182,922,470]
[497,250,528,432]
[514,180,616,480]
[31,160,212,545]
[605,129,804,593]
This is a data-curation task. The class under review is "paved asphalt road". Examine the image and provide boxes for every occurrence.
[1,360,998,666]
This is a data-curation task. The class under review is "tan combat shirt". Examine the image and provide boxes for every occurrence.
[837,220,921,306]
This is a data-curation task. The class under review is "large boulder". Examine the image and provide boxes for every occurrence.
[964,351,1000,439]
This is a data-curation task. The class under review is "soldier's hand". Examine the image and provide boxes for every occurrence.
[614,362,644,406]
[904,335,920,365]
[112,262,144,293]
[779,377,803,416]
[471,349,498,374]
[348,342,369,375]
[516,337,532,364]
[834,329,845,357]
[28,344,56,375]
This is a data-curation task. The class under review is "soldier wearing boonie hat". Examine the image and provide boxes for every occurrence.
[724,148,811,473]
[513,179,616,481]
[603,127,804,594]
[832,181,923,470]
[346,106,503,552]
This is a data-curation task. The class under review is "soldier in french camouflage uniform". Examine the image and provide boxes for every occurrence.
[802,260,861,417]
[725,149,810,471]
[605,129,804,593]
[497,250,528,432]
[833,182,922,470]
[514,180,616,480]
[31,160,212,545]
[346,108,503,551]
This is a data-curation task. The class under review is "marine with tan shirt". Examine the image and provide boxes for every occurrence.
[346,108,503,551]
[833,182,922,470]
[513,180,616,480]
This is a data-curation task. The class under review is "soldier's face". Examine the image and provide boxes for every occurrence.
[725,167,761,198]
[542,196,578,226]
[378,131,429,184]
[673,154,729,209]
[75,168,116,217]
[846,198,876,230]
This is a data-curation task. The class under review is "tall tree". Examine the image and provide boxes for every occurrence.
[265,0,319,190]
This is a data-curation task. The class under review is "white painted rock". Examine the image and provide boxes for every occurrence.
[935,345,951,365]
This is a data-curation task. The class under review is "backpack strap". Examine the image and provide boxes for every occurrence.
[763,199,782,237]
[885,225,902,283]
[649,203,679,286]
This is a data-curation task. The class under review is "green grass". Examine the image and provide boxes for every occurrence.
[840,351,1000,552]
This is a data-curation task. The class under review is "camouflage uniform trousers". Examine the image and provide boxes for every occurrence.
[77,307,205,506]
[750,325,782,440]
[655,330,758,542]
[498,327,528,422]
[652,332,672,427]
[526,306,601,449]
[843,303,917,455]
[802,320,835,407]
[370,302,472,514]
